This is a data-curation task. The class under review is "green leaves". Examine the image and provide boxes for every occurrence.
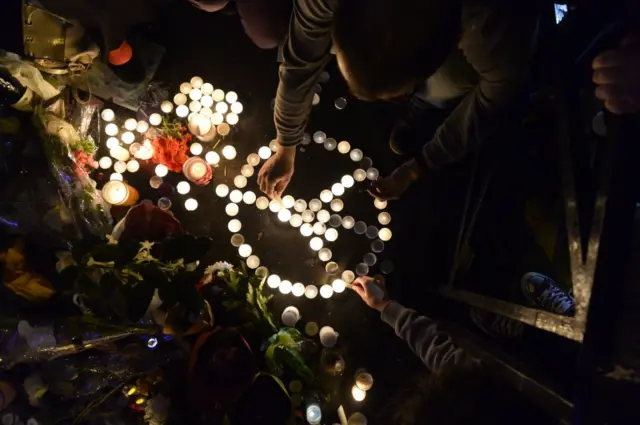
[265,329,315,385]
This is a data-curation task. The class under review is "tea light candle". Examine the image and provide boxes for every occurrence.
[331,183,345,196]
[190,76,204,88]
[324,138,337,151]
[212,89,225,102]
[335,97,347,110]
[110,146,130,162]
[341,175,355,188]
[318,248,332,261]
[222,145,237,160]
[102,181,139,206]
[129,142,141,157]
[354,221,367,234]
[310,237,323,251]
[337,140,351,153]
[136,120,149,133]
[126,160,140,173]
[231,102,243,114]
[234,175,247,188]
[306,404,322,425]
[101,108,115,122]
[255,266,269,277]
[201,83,214,95]
[200,106,212,116]
[279,280,292,294]
[378,212,391,225]
[371,240,385,253]
[149,113,162,125]
[106,137,119,149]
[180,82,192,94]
[320,284,333,299]
[215,184,229,197]
[226,112,239,125]
[267,274,281,289]
[320,190,333,203]
[342,270,355,283]
[183,157,210,183]
[379,228,392,241]
[105,123,119,136]
[281,306,300,327]
[231,234,244,247]
[149,176,163,189]
[205,151,220,165]
[242,191,256,204]
[211,112,224,125]
[215,101,228,114]
[161,101,173,113]
[173,93,187,105]
[353,169,367,182]
[185,198,198,211]
[189,100,202,112]
[238,244,252,257]
[256,196,269,210]
[332,279,346,293]
[313,222,326,235]
[279,195,293,209]
[309,199,322,212]
[317,210,330,223]
[325,228,338,242]
[177,181,191,195]
[366,226,379,239]
[258,146,272,159]
[301,133,311,145]
[319,326,338,346]
[300,223,313,237]
[278,208,292,222]
[292,282,305,297]
[155,164,168,177]
[374,199,387,210]
[330,199,344,212]
[302,210,315,224]
[247,153,260,166]
[351,385,366,402]
[366,168,379,180]
[363,253,377,266]
[289,214,303,227]
[110,173,123,181]
[201,96,213,108]
[241,164,254,177]
[356,263,369,276]
[189,88,202,101]
[350,149,363,162]
[355,371,374,391]
[342,216,355,229]
[230,190,243,203]
[329,214,342,227]
[99,156,113,169]
[247,255,260,269]
[225,91,238,104]
[294,199,307,212]
[124,118,137,131]
[305,285,318,299]
[228,219,242,232]
[176,105,189,118]
[121,131,135,144]
[313,131,326,143]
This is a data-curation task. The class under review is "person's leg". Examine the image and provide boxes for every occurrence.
[235,0,292,49]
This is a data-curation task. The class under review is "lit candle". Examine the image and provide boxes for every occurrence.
[269,199,283,212]
[282,195,295,209]
[305,285,318,299]
[106,137,120,149]
[226,112,239,125]
[313,222,326,235]
[149,176,163,189]
[121,131,135,144]
[342,216,355,229]
[242,191,256,204]
[241,164,254,177]
[309,199,322,212]
[325,228,338,242]
[190,76,203,88]
[247,255,260,269]
[341,175,355,188]
[331,183,345,196]
[124,118,137,131]
[155,164,168,177]
[136,120,149,133]
[230,190,243,203]
[351,385,366,402]
[238,244,252,257]
[374,199,387,210]
[189,88,202,101]
[363,253,377,266]
[355,371,374,391]
[289,214,303,227]
[230,234,244,247]
[215,101,228,114]
[190,142,203,155]
[330,199,344,213]
[176,105,189,118]
[101,108,115,122]
[247,153,260,166]
[292,282,305,297]
[337,140,351,153]
[356,263,369,276]
[294,199,307,212]
[105,123,119,136]
[302,210,315,223]
[205,151,220,165]
[211,112,224,125]
[228,219,242,232]
[110,146,130,161]
[342,270,355,283]
[366,168,379,180]
[183,157,210,184]
[160,101,173,113]
[318,248,332,261]
[319,326,338,347]
[177,181,190,195]
[258,146,271,159]
[234,175,247,188]
[324,138,337,151]
[306,403,322,425]
[201,107,213,117]
[378,212,391,225]
[231,102,243,114]
[350,149,363,162]
[201,83,214,95]
[371,240,385,253]
[281,306,300,327]
[267,274,281,289]
[174,93,187,105]
[222,145,237,160]
[189,100,202,113]
[310,237,323,251]
[102,181,139,206]
[225,91,238,104]
[313,131,326,143]
[279,280,292,294]
[201,96,213,108]
[256,196,269,210]
[317,210,330,223]
[320,285,333,299]
[320,190,333,203]
[110,173,123,181]
[325,261,339,273]
[278,208,292,222]
[129,142,141,157]
[126,160,140,173]
[353,169,367,182]
[184,198,198,211]
[348,413,368,425]
[180,82,192,94]
[332,279,346,293]
[300,223,313,237]
[212,89,225,102]
[215,184,229,197]
[379,228,392,241]
[99,156,113,169]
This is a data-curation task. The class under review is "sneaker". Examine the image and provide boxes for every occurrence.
[521,272,575,315]
[388,95,435,155]
[470,308,523,339]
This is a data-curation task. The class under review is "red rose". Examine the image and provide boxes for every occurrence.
[120,203,185,242]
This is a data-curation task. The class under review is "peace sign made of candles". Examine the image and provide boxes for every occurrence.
[99,76,393,300]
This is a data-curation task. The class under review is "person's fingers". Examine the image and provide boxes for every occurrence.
[596,84,640,114]
[592,67,630,85]
[274,178,289,199]
[264,178,278,198]
[593,50,627,69]
[605,98,638,114]
[354,276,374,285]
[352,284,365,298]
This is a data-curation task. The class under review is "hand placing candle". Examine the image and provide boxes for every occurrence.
[352,276,388,311]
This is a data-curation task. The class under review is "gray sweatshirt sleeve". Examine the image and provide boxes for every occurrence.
[274,0,335,147]
[381,301,472,373]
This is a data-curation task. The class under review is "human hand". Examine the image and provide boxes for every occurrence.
[257,145,296,198]
[368,159,420,201]
[352,276,390,311]
[593,36,640,114]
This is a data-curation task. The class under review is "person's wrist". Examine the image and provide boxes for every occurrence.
[374,299,391,312]
[405,159,421,182]
[276,144,297,161]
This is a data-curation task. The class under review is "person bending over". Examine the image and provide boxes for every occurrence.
[258,0,540,199]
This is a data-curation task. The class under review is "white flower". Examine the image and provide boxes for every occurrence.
[106,233,118,245]
[205,261,233,275]
[185,261,199,272]
[140,241,155,250]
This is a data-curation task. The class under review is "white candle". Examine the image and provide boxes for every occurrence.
[105,123,119,136]
[106,137,119,149]
[258,146,271,159]
[256,196,269,210]
[269,199,283,212]
[234,175,247,188]
[184,157,209,182]
[374,199,387,210]
[366,226,379,239]
[281,195,295,209]
[350,149,363,162]
[324,138,337,151]
[363,253,377,266]
[354,221,367,234]
[242,191,256,204]
[325,228,338,242]
[319,190,333,203]
[313,222,326,235]
[247,153,260,166]
[217,123,231,136]
[99,156,113,169]
[225,91,238,104]
[355,371,374,391]
[211,112,224,125]
[201,83,214,95]
[319,326,338,347]
[300,223,313,237]
[313,131,326,143]
[215,184,229,197]
[332,279,346,293]
[149,176,163,189]
[184,198,198,211]
[378,212,391,225]
[342,270,355,283]
[177,181,190,195]
[309,199,322,212]
[317,210,330,223]
[136,120,149,133]
[318,248,332,261]
[226,203,239,216]
[189,100,202,113]
[180,82,192,94]
[342,216,355,229]
[222,145,237,160]
[301,210,315,223]
[279,280,292,294]
[110,146,130,161]
[160,101,173,113]
[124,118,137,131]
[246,255,260,269]
[354,169,367,182]
[212,89,225,102]
[129,142,142,157]
[215,101,228,114]
[176,105,189,118]
[190,76,203,88]
[110,172,123,181]
[305,285,318,299]
[329,214,342,227]
[101,108,115,122]
[310,237,323,251]
[158,197,172,210]
[205,151,220,165]
[335,97,348,110]
[289,214,303,227]
[255,266,269,278]
[126,160,140,173]
[320,285,333,299]
[102,180,138,206]
[337,140,351,153]
[238,244,252,258]
[341,175,355,188]
[269,139,278,152]
[356,263,369,276]
[379,228,392,241]
[190,142,203,155]
[351,385,366,402]
[371,240,385,253]
[231,102,243,114]
[228,219,242,232]
[278,208,292,222]
[367,168,379,180]
[241,164,254,177]
[330,199,344,212]
[331,183,345,197]
[294,199,307,212]
[306,404,322,425]
[155,164,168,177]
[231,234,244,247]
[281,306,300,327]
[121,131,135,144]
[226,112,239,125]
[291,282,305,297]
[230,190,243,203]
[201,96,213,108]
[267,274,281,289]
[174,93,187,105]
